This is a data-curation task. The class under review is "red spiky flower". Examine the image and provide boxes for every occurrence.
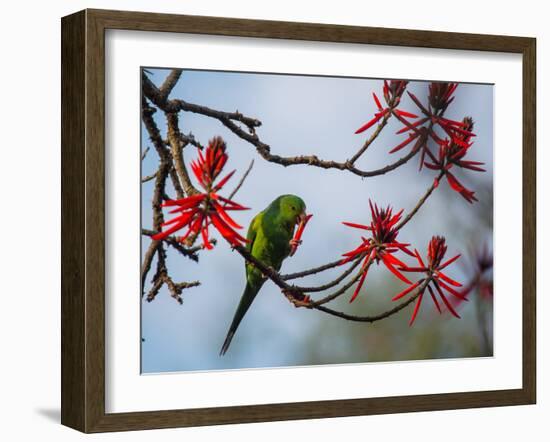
[424,117,485,203]
[290,214,313,257]
[391,82,476,170]
[152,136,249,248]
[341,200,414,302]
[391,236,466,325]
[355,80,418,135]
[458,243,494,303]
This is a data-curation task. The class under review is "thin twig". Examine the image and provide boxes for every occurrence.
[349,112,391,164]
[141,146,150,161]
[228,159,254,200]
[166,132,204,150]
[314,277,431,322]
[142,229,204,262]
[212,113,421,178]
[291,256,363,293]
[173,99,262,132]
[475,289,492,354]
[141,171,158,183]
[395,171,444,231]
[146,277,164,303]
[306,264,369,307]
[164,274,200,304]
[281,257,353,280]
[141,240,159,295]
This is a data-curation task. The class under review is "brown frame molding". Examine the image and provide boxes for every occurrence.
[61,9,536,433]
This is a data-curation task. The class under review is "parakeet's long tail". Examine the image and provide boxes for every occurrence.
[220,283,261,356]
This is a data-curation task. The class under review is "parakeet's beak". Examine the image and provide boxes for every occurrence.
[297,212,308,226]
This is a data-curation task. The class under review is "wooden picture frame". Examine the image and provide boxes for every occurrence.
[61,8,536,433]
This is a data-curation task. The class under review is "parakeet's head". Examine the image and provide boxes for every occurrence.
[277,194,307,226]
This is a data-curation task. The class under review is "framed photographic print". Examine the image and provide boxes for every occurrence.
[61,9,536,433]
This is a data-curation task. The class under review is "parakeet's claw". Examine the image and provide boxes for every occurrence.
[289,239,302,256]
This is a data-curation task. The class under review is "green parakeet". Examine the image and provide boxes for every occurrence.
[220,194,308,356]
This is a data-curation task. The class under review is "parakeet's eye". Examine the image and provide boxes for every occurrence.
[291,206,296,211]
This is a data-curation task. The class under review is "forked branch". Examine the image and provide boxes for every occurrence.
[141,69,471,325]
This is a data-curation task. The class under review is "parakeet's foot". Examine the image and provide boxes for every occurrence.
[289,239,302,248]
[289,239,302,256]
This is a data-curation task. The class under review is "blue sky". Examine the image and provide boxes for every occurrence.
[141,68,494,373]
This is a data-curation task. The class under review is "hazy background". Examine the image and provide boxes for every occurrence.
[141,68,493,373]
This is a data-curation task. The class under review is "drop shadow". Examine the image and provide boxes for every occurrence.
[35,408,60,423]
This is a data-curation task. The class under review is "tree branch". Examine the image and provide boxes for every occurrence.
[165,132,204,150]
[234,243,428,322]
[141,171,158,183]
[143,70,261,131]
[142,229,206,262]
[166,112,199,196]
[228,159,254,200]
[141,240,159,296]
[140,69,455,324]
[143,69,423,179]
[290,256,364,293]
[141,79,202,302]
[158,69,182,102]
[142,97,185,199]
[234,245,361,307]
[395,171,444,231]
[305,263,370,307]
[141,146,150,161]
[172,99,262,132]
[348,110,392,164]
[281,257,354,280]
[209,113,422,178]
[314,277,431,323]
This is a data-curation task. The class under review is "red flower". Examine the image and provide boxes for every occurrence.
[392,83,476,171]
[426,117,483,169]
[473,242,493,274]
[428,82,458,112]
[392,236,466,325]
[459,243,493,302]
[290,214,313,257]
[152,136,249,248]
[355,80,417,135]
[479,280,493,299]
[424,117,484,203]
[341,200,414,302]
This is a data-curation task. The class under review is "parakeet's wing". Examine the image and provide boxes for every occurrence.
[246,212,262,252]
[245,212,263,281]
